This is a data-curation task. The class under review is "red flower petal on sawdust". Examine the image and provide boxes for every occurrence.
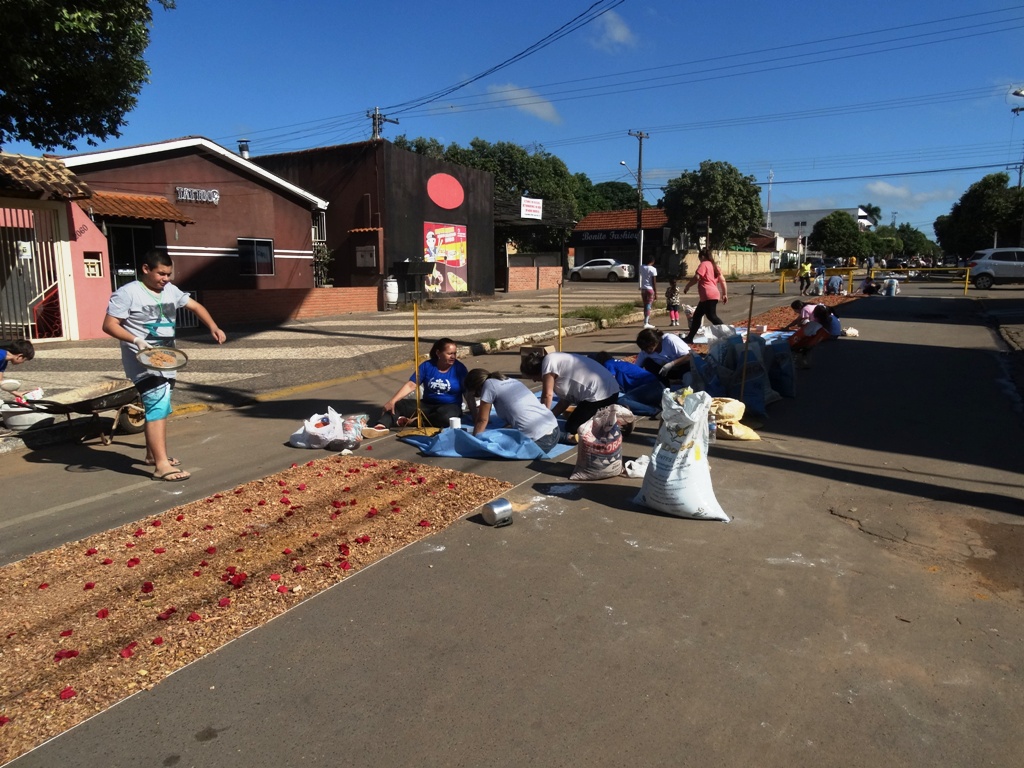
[0,715,9,725]
[366,509,378,518]
[280,497,290,504]
[200,560,209,567]
[206,547,217,555]
[218,597,231,607]
[152,637,164,645]
[258,499,267,506]
[101,558,113,565]
[83,582,95,590]
[225,565,237,575]
[60,629,73,637]
[297,483,307,491]
[269,573,281,581]
[282,548,292,554]
[59,686,77,700]
[151,520,161,527]
[193,571,202,577]
[340,561,352,571]
[133,528,145,537]
[276,585,289,594]
[127,557,141,568]
[293,564,307,573]
[96,608,109,619]
[418,520,431,527]
[181,531,191,538]
[391,507,401,514]
[54,649,79,662]
[119,642,138,658]
[203,525,214,531]
[187,612,201,622]
[141,582,154,594]
[86,547,98,556]
[306,460,315,467]
[125,542,135,548]
[38,583,49,589]
[338,544,350,556]
[152,547,166,554]
[176,514,184,521]
[234,488,244,494]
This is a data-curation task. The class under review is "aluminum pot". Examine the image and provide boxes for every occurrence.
[480,498,513,527]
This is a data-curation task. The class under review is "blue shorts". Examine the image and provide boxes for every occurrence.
[136,376,175,422]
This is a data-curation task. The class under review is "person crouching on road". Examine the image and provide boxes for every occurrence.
[464,368,561,453]
[0,339,35,395]
[102,250,226,482]
[635,327,691,385]
[519,351,619,437]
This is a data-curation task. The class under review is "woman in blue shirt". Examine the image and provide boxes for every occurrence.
[368,337,474,432]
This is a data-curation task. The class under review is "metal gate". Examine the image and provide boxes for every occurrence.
[0,204,68,340]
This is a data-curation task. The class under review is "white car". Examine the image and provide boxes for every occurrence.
[568,259,635,282]
[968,248,1024,289]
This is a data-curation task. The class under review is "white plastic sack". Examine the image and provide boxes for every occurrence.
[289,406,345,449]
[570,407,623,481]
[634,389,729,521]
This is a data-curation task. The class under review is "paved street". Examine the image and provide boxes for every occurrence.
[2,279,1023,767]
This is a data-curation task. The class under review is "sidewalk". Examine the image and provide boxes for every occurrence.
[4,285,1024,767]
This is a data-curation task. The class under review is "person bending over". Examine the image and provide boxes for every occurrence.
[519,351,619,436]
[464,368,561,453]
[635,327,691,384]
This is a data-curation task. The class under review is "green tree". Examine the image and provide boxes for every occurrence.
[590,181,645,212]
[0,0,175,151]
[808,211,865,260]
[660,160,763,250]
[894,223,933,256]
[859,202,882,229]
[933,173,1020,256]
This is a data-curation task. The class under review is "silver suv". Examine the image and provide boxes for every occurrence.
[967,248,1024,289]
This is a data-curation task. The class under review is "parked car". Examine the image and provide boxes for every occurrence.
[568,259,635,282]
[967,248,1024,290]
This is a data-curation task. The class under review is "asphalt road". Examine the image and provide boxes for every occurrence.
[3,279,1024,767]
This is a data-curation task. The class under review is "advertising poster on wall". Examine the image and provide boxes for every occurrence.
[423,222,468,294]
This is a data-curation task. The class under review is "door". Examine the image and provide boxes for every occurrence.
[0,203,68,340]
[107,225,155,290]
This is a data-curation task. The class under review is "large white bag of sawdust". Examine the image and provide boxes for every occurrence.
[634,389,729,522]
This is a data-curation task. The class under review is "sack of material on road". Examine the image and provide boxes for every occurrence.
[711,397,760,440]
[570,406,623,481]
[634,389,729,522]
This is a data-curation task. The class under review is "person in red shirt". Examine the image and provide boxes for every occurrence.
[681,250,728,344]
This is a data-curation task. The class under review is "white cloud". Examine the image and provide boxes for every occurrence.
[864,181,952,209]
[590,10,636,51]
[487,84,562,124]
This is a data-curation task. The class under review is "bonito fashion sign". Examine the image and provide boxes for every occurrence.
[175,186,220,205]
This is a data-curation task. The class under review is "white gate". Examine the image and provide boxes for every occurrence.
[0,203,70,340]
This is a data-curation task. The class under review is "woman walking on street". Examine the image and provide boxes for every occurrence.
[681,250,728,344]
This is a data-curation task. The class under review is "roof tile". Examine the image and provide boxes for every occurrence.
[77,191,194,224]
[575,208,668,231]
[0,153,92,200]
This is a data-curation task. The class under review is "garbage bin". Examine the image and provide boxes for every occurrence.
[384,277,398,309]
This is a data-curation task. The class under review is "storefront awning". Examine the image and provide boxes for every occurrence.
[78,191,195,225]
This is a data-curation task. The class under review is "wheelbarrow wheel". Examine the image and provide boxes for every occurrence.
[117,402,147,435]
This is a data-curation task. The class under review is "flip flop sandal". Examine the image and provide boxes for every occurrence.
[361,426,390,439]
[153,469,190,482]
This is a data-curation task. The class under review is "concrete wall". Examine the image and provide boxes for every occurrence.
[681,249,773,277]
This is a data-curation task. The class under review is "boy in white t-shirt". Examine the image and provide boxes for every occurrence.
[639,256,657,327]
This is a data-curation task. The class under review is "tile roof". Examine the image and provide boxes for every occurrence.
[574,208,668,231]
[77,191,194,224]
[0,153,92,200]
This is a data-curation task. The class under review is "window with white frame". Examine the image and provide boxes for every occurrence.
[83,251,104,278]
[238,238,274,276]
[312,210,327,243]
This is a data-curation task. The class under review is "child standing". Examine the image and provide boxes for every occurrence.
[101,250,226,482]
[664,277,681,326]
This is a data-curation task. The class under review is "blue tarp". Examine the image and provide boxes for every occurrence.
[399,427,573,459]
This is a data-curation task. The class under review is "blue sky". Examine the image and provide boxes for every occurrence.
[10,0,1024,238]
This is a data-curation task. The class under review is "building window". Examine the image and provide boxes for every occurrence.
[312,211,327,244]
[238,238,274,276]
[83,251,104,278]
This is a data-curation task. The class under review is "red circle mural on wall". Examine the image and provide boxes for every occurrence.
[427,173,465,210]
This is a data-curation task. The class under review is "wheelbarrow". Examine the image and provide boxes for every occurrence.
[19,379,146,444]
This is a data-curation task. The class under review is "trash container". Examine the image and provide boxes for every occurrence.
[384,277,398,309]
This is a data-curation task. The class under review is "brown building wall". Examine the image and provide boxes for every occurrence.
[508,266,562,291]
[72,152,318,291]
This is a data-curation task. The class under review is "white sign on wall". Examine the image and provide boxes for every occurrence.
[521,197,543,220]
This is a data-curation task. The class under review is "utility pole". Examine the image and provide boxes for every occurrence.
[367,107,399,140]
[628,129,648,287]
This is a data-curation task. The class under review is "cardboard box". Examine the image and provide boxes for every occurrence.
[519,344,555,361]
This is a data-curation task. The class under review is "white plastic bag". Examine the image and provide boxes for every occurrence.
[634,389,729,521]
[624,455,650,478]
[289,407,344,449]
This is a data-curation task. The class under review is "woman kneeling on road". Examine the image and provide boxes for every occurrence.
[519,351,619,437]
[464,369,561,453]
[635,328,691,384]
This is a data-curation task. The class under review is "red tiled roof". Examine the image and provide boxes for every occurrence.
[575,208,668,231]
[0,153,92,200]
[78,191,194,224]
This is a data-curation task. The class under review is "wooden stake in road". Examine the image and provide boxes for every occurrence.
[739,285,756,400]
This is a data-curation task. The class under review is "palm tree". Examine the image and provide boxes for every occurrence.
[860,203,882,229]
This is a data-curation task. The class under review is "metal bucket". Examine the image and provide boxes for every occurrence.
[480,498,513,527]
